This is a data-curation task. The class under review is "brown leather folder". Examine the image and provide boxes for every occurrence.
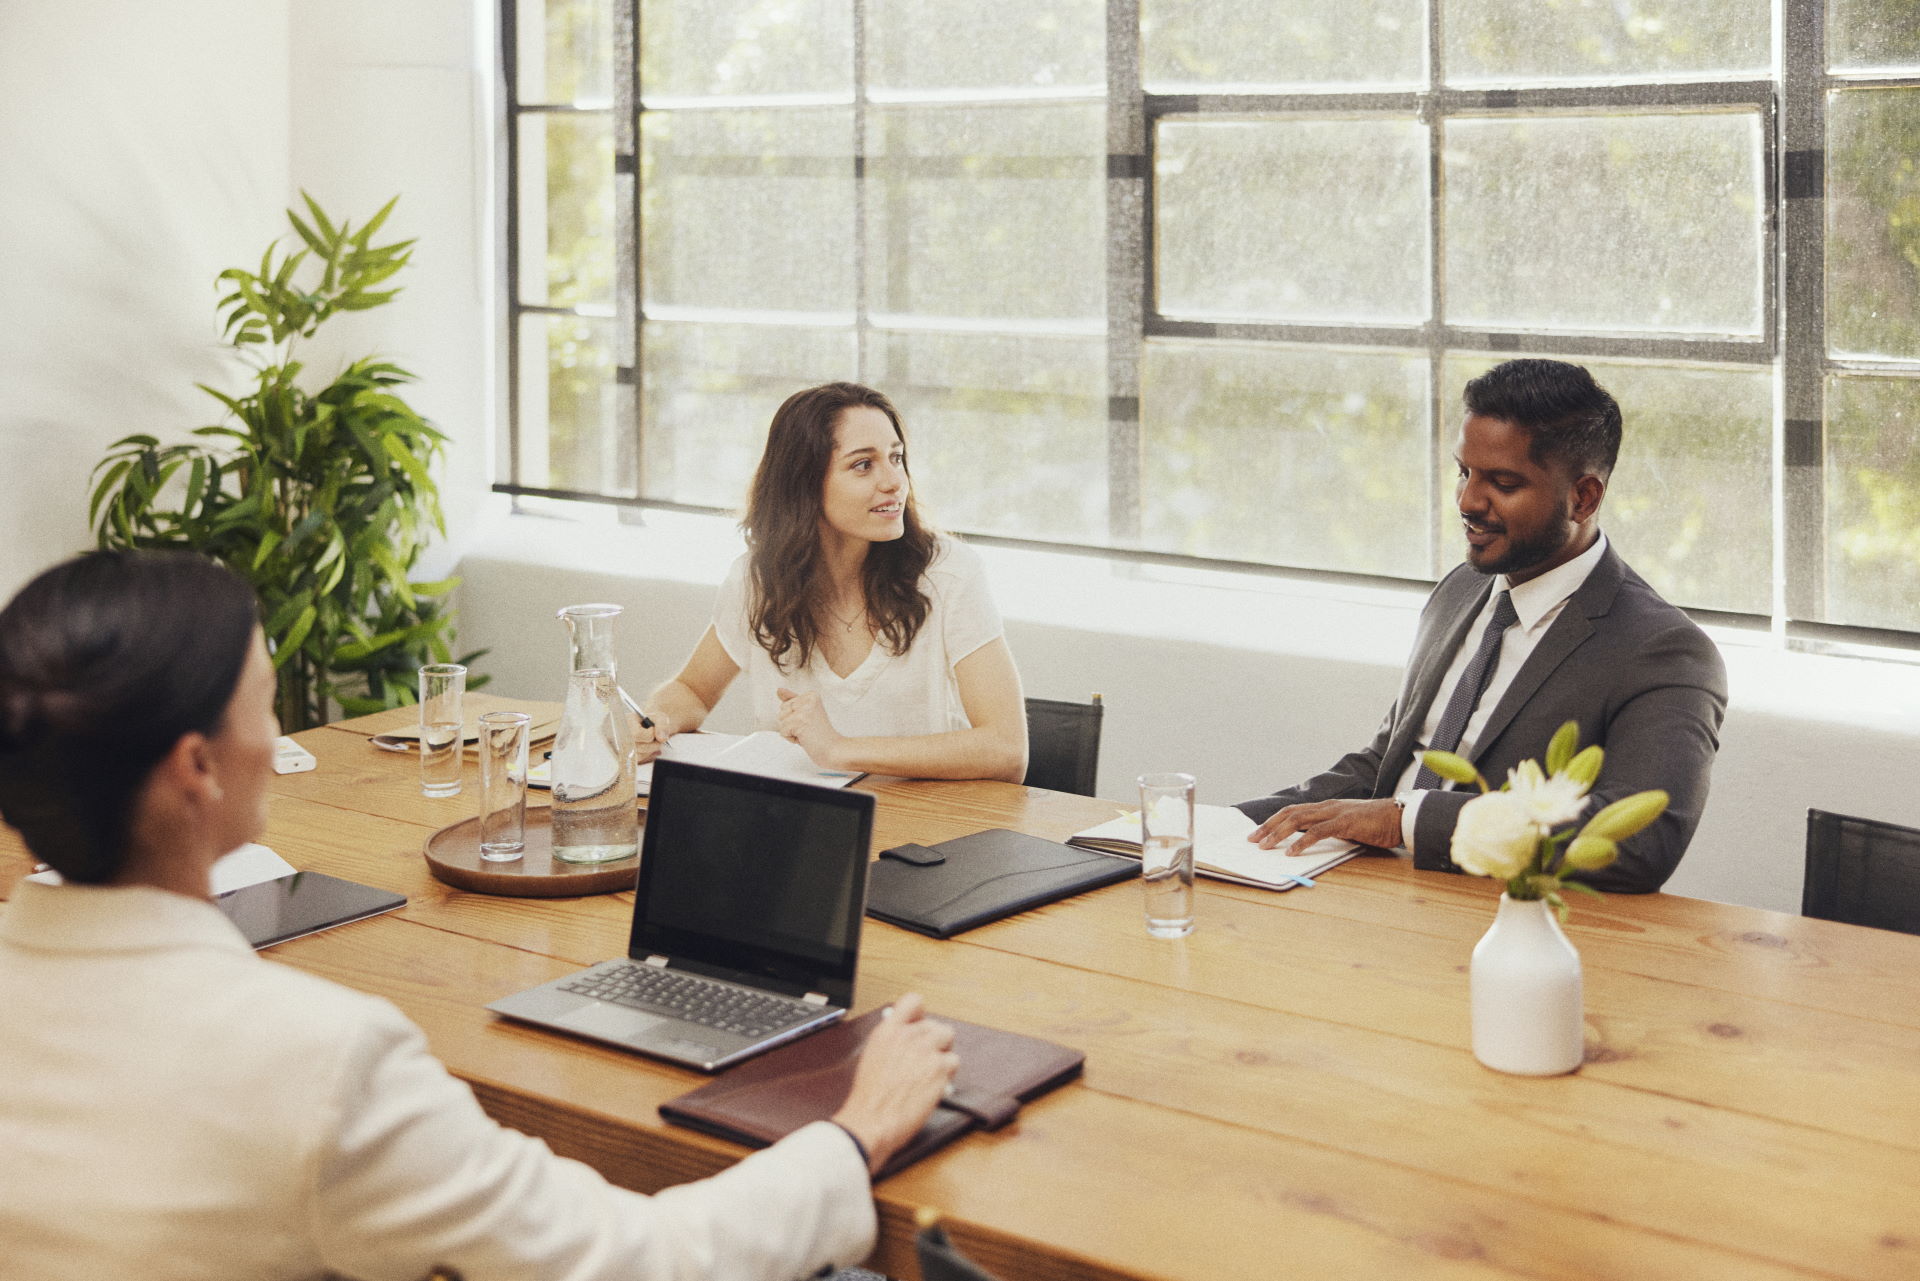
[659,1008,1084,1178]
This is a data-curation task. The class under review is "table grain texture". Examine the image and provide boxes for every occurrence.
[3,714,1918,1281]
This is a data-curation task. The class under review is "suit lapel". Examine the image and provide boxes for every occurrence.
[1468,545,1625,771]
[1372,573,1492,795]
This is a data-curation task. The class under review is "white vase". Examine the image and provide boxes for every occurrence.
[1470,892,1585,1075]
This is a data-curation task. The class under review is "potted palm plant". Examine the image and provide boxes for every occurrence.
[89,193,481,730]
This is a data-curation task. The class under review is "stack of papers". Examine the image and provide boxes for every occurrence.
[27,842,297,893]
[1068,803,1357,890]
[530,730,862,794]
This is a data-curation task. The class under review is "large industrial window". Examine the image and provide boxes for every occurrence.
[501,0,1920,644]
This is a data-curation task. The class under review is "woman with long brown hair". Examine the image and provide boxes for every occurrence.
[641,382,1027,782]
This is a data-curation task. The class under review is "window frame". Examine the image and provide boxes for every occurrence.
[496,0,1920,654]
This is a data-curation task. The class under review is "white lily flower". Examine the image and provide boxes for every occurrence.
[1504,758,1589,830]
[1451,790,1538,880]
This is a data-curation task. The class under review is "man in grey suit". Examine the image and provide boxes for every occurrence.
[1239,359,1727,894]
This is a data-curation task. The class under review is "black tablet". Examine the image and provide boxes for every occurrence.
[215,871,406,949]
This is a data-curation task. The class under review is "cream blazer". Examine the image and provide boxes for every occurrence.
[0,880,874,1280]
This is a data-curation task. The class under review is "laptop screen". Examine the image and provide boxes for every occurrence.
[630,759,873,1003]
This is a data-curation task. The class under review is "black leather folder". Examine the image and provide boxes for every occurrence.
[865,828,1136,938]
[660,1008,1084,1178]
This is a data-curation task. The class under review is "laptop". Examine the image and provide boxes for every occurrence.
[488,757,875,1072]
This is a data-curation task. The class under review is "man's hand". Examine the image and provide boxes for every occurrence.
[776,687,847,768]
[1249,797,1403,851]
[830,993,959,1175]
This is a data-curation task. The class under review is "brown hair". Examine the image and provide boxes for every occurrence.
[742,382,935,672]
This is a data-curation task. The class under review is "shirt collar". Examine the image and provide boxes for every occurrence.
[0,880,253,957]
[1500,531,1608,634]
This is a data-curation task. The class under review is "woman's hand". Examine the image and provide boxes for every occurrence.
[633,711,673,765]
[776,687,847,768]
[830,993,959,1176]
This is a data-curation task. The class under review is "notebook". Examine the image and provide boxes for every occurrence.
[487,758,875,1072]
[660,1007,1084,1178]
[865,829,1137,938]
[1068,803,1359,890]
[528,730,862,794]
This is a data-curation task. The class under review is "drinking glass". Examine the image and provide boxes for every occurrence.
[477,711,531,861]
[418,663,467,798]
[1138,772,1196,938]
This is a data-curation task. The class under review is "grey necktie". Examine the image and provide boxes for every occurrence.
[1412,589,1519,790]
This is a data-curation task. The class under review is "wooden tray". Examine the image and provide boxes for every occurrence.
[424,806,641,897]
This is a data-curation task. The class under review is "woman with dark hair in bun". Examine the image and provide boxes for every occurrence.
[0,549,957,1281]
[640,382,1028,782]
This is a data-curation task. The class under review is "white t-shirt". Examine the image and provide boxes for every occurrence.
[713,537,1004,738]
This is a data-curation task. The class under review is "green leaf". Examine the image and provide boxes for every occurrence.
[355,194,400,246]
[272,605,319,666]
[336,289,399,311]
[287,209,328,256]
[1544,720,1579,776]
[380,433,435,494]
[182,458,208,514]
[251,529,284,571]
[88,459,135,528]
[300,190,338,244]
[1560,880,1605,899]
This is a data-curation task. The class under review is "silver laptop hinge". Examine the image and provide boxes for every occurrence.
[803,992,829,1006]
[644,955,670,968]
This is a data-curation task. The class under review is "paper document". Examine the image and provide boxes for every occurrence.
[26,842,297,893]
[529,730,860,792]
[1068,803,1357,890]
[695,730,863,788]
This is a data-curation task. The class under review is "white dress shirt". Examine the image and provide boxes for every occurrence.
[0,880,875,1281]
[1395,534,1610,856]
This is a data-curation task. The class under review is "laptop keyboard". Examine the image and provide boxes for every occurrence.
[560,963,818,1039]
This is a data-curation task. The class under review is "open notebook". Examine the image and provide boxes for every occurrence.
[530,729,861,793]
[1068,803,1358,890]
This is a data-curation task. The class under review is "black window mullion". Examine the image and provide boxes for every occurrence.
[501,0,522,494]
[1782,0,1828,624]
[1109,0,1144,548]
[614,0,641,501]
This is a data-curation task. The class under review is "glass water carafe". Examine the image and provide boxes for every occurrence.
[550,604,639,864]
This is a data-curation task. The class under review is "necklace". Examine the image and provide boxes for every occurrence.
[824,602,867,633]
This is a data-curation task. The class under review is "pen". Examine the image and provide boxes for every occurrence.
[618,686,656,730]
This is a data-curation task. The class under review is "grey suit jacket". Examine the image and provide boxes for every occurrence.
[1239,545,1728,894]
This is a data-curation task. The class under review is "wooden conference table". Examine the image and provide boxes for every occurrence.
[4,714,1920,1281]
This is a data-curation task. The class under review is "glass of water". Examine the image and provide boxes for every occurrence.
[1138,772,1196,939]
[417,663,467,798]
[477,711,531,860]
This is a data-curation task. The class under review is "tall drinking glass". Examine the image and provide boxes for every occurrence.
[418,663,467,798]
[1138,772,1196,938]
[477,711,531,861]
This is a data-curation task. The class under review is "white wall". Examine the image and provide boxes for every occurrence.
[0,0,492,605]
[287,0,494,580]
[455,511,1920,917]
[0,0,291,598]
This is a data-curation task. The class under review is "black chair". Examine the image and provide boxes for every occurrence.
[1023,693,1103,796]
[916,1214,1004,1281]
[1803,809,1920,936]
